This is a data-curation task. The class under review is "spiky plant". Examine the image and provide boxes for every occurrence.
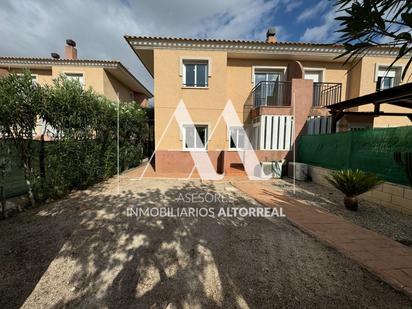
[325,169,382,211]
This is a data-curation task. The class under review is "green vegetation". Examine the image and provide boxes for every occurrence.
[0,71,148,212]
[325,169,382,211]
[335,0,412,79]
[394,151,412,187]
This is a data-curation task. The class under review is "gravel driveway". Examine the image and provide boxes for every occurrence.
[0,177,411,308]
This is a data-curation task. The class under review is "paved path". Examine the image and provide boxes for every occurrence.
[233,181,412,299]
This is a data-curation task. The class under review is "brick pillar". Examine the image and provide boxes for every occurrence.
[291,79,313,150]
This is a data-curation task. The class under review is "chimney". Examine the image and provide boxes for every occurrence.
[266,27,277,44]
[51,53,60,59]
[65,39,77,59]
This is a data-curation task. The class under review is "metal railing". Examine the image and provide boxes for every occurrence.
[313,82,342,107]
[252,81,291,108]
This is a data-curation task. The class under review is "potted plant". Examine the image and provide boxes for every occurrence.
[325,169,382,211]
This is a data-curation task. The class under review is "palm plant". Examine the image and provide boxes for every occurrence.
[325,169,382,211]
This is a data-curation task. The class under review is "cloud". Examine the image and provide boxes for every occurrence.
[285,1,302,13]
[300,10,339,43]
[0,0,284,93]
[296,0,329,23]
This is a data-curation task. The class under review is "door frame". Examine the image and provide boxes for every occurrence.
[252,66,286,84]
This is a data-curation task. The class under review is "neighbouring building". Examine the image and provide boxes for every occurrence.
[125,29,412,175]
[0,39,153,137]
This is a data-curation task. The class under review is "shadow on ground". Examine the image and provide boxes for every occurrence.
[0,178,411,308]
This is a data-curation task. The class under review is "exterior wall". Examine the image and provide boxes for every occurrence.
[51,66,105,93]
[300,61,350,101]
[1,66,147,104]
[154,49,229,152]
[307,164,412,215]
[4,68,53,85]
[357,56,412,128]
[152,47,412,174]
[103,70,136,102]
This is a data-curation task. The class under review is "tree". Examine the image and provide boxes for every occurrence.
[0,71,43,207]
[335,0,412,79]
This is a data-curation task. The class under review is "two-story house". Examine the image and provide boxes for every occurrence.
[0,39,152,106]
[125,29,412,176]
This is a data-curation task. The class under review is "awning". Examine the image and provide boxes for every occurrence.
[326,82,412,132]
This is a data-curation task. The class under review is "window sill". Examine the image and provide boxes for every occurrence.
[182,149,208,152]
[181,86,209,89]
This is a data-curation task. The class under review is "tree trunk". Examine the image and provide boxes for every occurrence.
[39,133,46,199]
[23,161,35,208]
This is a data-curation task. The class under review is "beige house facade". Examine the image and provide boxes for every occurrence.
[126,32,411,175]
[0,41,152,105]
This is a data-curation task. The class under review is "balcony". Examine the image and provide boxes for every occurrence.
[252,81,291,108]
[313,82,342,107]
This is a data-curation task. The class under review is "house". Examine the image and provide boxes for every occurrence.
[0,39,152,106]
[0,39,152,139]
[125,29,412,175]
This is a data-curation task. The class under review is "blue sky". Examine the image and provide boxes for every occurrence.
[0,0,340,93]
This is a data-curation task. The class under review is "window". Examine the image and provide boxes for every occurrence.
[65,73,84,87]
[229,126,245,149]
[183,60,208,87]
[304,70,323,82]
[183,125,208,150]
[17,73,37,84]
[375,66,401,91]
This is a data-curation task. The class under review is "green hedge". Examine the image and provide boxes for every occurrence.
[0,71,149,202]
[298,126,412,185]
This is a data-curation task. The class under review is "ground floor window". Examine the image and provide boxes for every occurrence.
[229,126,245,149]
[183,125,208,150]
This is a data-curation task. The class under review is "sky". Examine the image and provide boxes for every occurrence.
[0,0,341,93]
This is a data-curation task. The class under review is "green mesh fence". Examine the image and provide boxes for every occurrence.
[298,126,412,186]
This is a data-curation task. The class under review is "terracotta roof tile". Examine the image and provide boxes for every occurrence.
[124,35,344,47]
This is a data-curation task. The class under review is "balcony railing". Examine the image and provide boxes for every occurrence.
[313,82,342,107]
[252,81,291,108]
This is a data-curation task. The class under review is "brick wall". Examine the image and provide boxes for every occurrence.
[307,164,412,215]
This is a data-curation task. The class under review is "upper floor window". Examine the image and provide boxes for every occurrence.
[375,65,401,91]
[183,124,208,150]
[65,72,84,87]
[304,70,323,83]
[254,69,283,85]
[183,60,208,87]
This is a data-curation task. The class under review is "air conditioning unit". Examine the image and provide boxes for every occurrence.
[261,160,285,178]
[288,162,308,181]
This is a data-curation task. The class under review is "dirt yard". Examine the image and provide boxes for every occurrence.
[0,177,411,308]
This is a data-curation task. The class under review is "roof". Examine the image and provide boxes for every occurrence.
[125,35,402,77]
[124,35,345,47]
[0,56,153,98]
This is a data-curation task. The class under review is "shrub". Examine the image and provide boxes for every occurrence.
[325,169,382,211]
[325,169,382,197]
[0,71,148,204]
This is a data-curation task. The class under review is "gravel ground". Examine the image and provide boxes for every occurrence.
[0,177,411,308]
[267,178,412,246]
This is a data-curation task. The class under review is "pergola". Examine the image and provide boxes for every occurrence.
[327,82,412,132]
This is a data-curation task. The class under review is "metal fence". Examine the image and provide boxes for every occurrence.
[313,82,342,107]
[298,126,412,185]
[253,81,291,108]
